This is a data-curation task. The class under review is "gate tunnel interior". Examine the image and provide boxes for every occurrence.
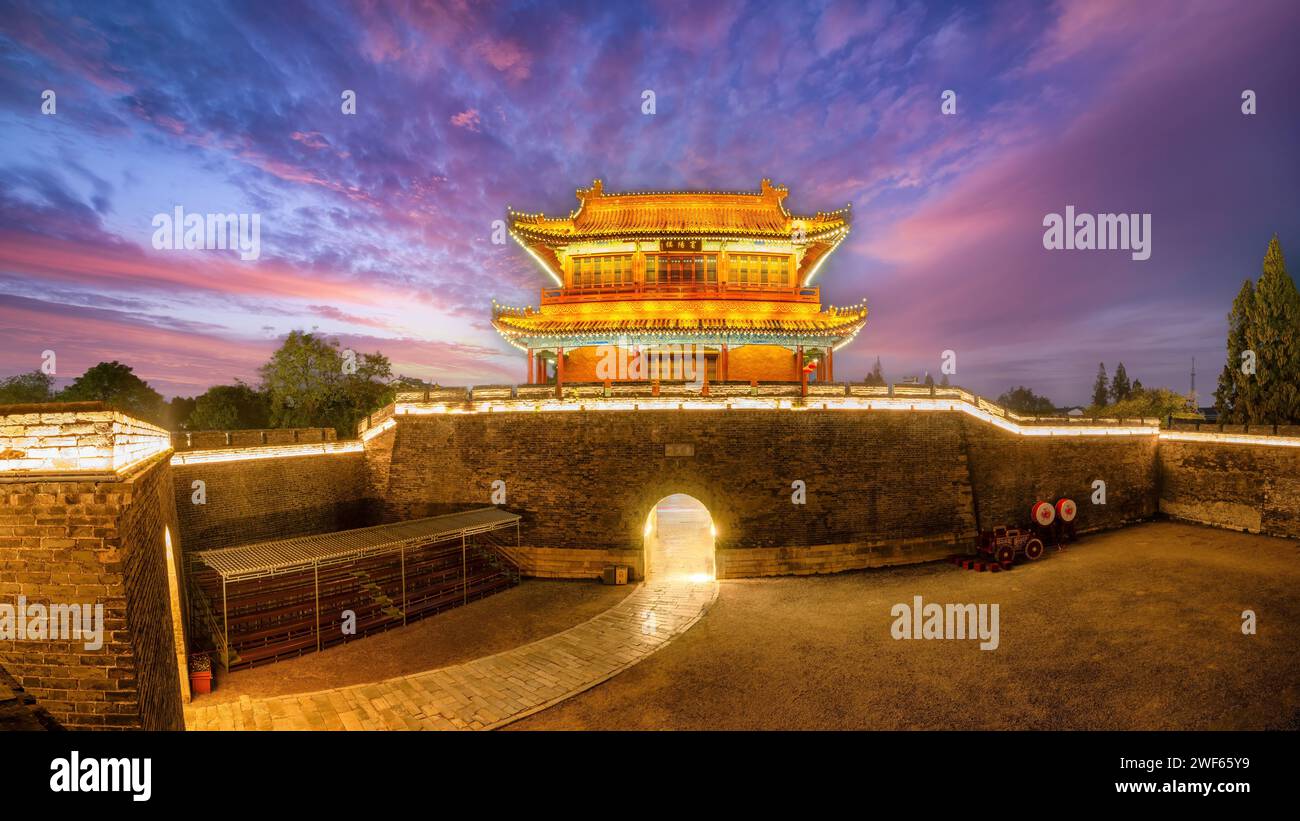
[643,494,715,582]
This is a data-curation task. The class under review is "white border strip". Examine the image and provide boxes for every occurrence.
[170,441,363,465]
[382,396,1160,438]
[1159,430,1300,448]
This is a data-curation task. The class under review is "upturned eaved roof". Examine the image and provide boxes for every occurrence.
[492,299,868,347]
[507,178,850,242]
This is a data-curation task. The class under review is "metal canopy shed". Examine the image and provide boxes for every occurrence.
[189,507,522,669]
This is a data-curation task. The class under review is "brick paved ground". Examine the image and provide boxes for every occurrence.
[185,575,717,731]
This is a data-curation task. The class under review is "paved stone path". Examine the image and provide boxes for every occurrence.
[185,576,718,731]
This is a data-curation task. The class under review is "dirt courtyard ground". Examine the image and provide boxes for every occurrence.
[512,521,1300,730]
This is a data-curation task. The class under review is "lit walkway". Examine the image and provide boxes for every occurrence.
[184,575,718,731]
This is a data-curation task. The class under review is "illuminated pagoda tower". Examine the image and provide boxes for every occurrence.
[492,179,867,393]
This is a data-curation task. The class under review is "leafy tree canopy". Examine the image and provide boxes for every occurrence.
[258,331,394,435]
[997,385,1057,415]
[186,382,271,431]
[58,361,164,422]
[1088,387,1195,420]
[0,370,55,405]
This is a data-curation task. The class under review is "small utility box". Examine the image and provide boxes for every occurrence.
[601,565,629,585]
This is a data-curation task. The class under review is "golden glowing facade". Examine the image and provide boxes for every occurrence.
[493,179,866,389]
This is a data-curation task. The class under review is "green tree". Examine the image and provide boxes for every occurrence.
[923,371,935,387]
[331,351,394,433]
[258,331,393,435]
[1091,362,1110,407]
[58,361,164,422]
[1243,236,1300,423]
[186,383,271,430]
[1092,386,1195,420]
[0,370,55,404]
[1111,362,1131,402]
[997,385,1056,415]
[864,356,886,386]
[165,396,197,431]
[391,375,438,391]
[1215,278,1256,423]
[260,331,342,428]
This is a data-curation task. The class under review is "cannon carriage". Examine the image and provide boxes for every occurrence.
[977,498,1078,564]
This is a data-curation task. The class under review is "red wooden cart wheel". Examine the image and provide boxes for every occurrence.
[994,544,1015,565]
[1023,538,1044,560]
[1032,501,1056,526]
[1056,498,1077,523]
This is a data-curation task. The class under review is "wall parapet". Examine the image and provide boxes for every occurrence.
[172,427,336,451]
[1162,423,1300,442]
[357,389,1162,440]
[0,402,170,477]
[170,440,362,465]
[358,383,1162,438]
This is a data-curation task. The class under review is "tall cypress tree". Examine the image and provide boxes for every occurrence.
[865,356,885,386]
[1215,278,1256,423]
[1091,362,1110,407]
[1112,362,1131,401]
[1244,236,1300,423]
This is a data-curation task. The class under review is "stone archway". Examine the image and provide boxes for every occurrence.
[643,493,715,581]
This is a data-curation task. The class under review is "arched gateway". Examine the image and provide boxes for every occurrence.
[643,494,715,581]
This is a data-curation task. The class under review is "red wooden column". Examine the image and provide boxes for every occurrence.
[826,345,834,382]
[721,343,729,381]
[796,345,807,396]
[527,347,534,384]
[555,347,565,398]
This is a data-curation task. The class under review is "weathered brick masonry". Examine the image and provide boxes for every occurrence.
[1,404,186,730]
[0,452,185,730]
[364,408,1157,578]
[1158,440,1300,537]
[172,451,371,551]
[962,420,1158,532]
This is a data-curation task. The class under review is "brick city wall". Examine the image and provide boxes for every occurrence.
[367,408,1161,578]
[172,451,372,552]
[962,420,1159,532]
[0,452,185,730]
[1157,439,1300,537]
[116,452,186,728]
[373,409,978,563]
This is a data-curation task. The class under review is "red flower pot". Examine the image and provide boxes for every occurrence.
[190,669,212,695]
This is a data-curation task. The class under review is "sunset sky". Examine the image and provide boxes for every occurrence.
[1,0,1297,405]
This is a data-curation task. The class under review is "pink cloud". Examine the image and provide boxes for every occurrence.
[0,230,403,306]
[450,109,482,131]
[291,130,330,150]
[475,37,531,80]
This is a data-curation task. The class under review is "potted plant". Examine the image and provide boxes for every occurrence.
[188,652,213,695]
